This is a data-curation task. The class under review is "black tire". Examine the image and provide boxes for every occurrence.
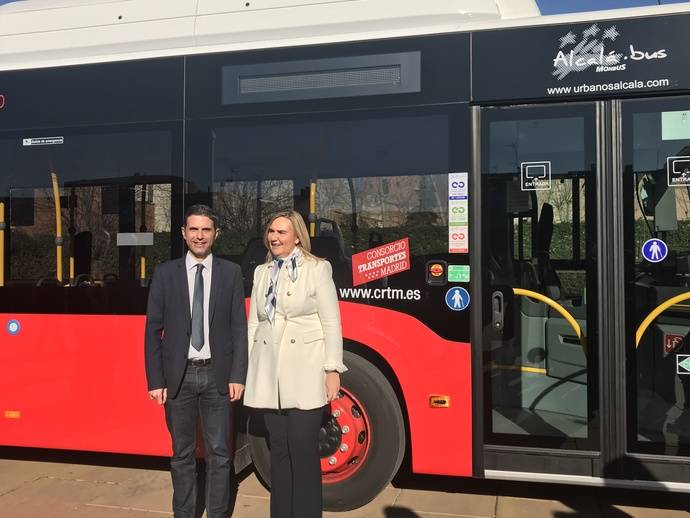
[247,349,406,511]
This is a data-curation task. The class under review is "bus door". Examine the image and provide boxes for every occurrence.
[479,103,600,473]
[622,97,690,474]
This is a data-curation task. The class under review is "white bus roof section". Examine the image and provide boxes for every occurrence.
[0,0,688,72]
[0,0,535,71]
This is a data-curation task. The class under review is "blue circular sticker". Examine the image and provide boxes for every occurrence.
[642,238,668,263]
[445,287,470,311]
[7,319,21,335]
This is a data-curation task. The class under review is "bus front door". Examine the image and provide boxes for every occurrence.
[479,103,601,476]
[478,98,690,485]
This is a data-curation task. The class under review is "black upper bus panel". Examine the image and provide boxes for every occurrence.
[472,13,690,103]
[186,33,470,119]
[0,57,184,131]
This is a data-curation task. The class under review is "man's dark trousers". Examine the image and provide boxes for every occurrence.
[165,363,230,518]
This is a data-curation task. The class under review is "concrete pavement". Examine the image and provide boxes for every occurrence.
[0,449,688,517]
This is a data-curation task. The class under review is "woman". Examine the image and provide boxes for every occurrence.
[244,210,347,518]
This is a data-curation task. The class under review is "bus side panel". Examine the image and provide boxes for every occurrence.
[0,313,170,456]
[340,302,472,477]
[0,305,473,477]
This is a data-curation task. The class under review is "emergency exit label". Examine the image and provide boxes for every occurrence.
[22,136,64,146]
[677,354,690,375]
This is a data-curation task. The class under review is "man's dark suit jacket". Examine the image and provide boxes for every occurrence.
[145,256,248,398]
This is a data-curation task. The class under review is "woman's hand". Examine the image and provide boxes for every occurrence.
[325,372,341,402]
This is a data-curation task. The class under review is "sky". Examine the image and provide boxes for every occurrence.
[536,0,686,15]
[0,0,687,13]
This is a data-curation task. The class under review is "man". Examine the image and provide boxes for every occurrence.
[145,204,248,518]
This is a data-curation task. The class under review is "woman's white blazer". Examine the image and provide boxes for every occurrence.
[244,255,347,410]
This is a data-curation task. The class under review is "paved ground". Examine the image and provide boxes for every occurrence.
[0,449,688,517]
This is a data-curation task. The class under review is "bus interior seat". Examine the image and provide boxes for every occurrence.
[311,235,350,285]
[73,231,92,277]
[36,277,61,287]
[240,237,268,283]
[534,203,562,300]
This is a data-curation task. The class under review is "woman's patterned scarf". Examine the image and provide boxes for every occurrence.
[265,247,301,323]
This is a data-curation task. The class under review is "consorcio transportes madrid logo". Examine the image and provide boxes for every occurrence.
[552,23,668,80]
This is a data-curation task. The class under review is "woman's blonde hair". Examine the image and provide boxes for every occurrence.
[263,210,318,262]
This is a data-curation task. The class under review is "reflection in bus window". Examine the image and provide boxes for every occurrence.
[317,175,448,257]
[207,110,457,287]
[213,180,293,257]
[212,173,449,287]
[1,130,175,288]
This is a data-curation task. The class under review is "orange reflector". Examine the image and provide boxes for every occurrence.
[4,410,20,419]
[429,395,451,408]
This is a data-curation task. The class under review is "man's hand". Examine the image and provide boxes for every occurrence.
[325,372,340,402]
[148,388,167,406]
[229,383,245,402]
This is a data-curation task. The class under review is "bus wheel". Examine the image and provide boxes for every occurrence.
[247,350,406,511]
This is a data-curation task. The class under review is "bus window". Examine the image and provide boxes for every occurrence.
[317,174,448,258]
[213,179,294,258]
[203,107,465,307]
[0,128,179,304]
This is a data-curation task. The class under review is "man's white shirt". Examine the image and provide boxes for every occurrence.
[186,251,212,360]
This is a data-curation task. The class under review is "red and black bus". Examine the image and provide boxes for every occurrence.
[2,0,690,510]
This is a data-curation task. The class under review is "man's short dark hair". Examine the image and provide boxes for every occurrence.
[184,204,219,229]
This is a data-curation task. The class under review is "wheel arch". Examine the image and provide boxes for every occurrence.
[339,301,473,477]
[343,338,413,471]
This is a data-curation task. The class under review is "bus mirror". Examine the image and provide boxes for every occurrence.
[639,176,654,216]
[652,181,678,232]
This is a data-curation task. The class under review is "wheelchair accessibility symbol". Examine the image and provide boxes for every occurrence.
[642,238,668,263]
[445,287,470,311]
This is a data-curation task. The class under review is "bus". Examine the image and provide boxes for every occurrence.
[2,0,690,510]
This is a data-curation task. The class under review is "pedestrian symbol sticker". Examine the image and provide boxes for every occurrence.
[642,238,668,263]
[445,287,470,311]
[6,319,20,335]
[677,355,690,375]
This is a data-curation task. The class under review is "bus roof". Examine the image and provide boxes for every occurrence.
[0,0,689,72]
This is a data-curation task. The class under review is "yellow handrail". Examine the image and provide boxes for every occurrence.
[309,180,316,238]
[635,291,690,348]
[512,288,585,350]
[140,255,146,283]
[50,172,63,284]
